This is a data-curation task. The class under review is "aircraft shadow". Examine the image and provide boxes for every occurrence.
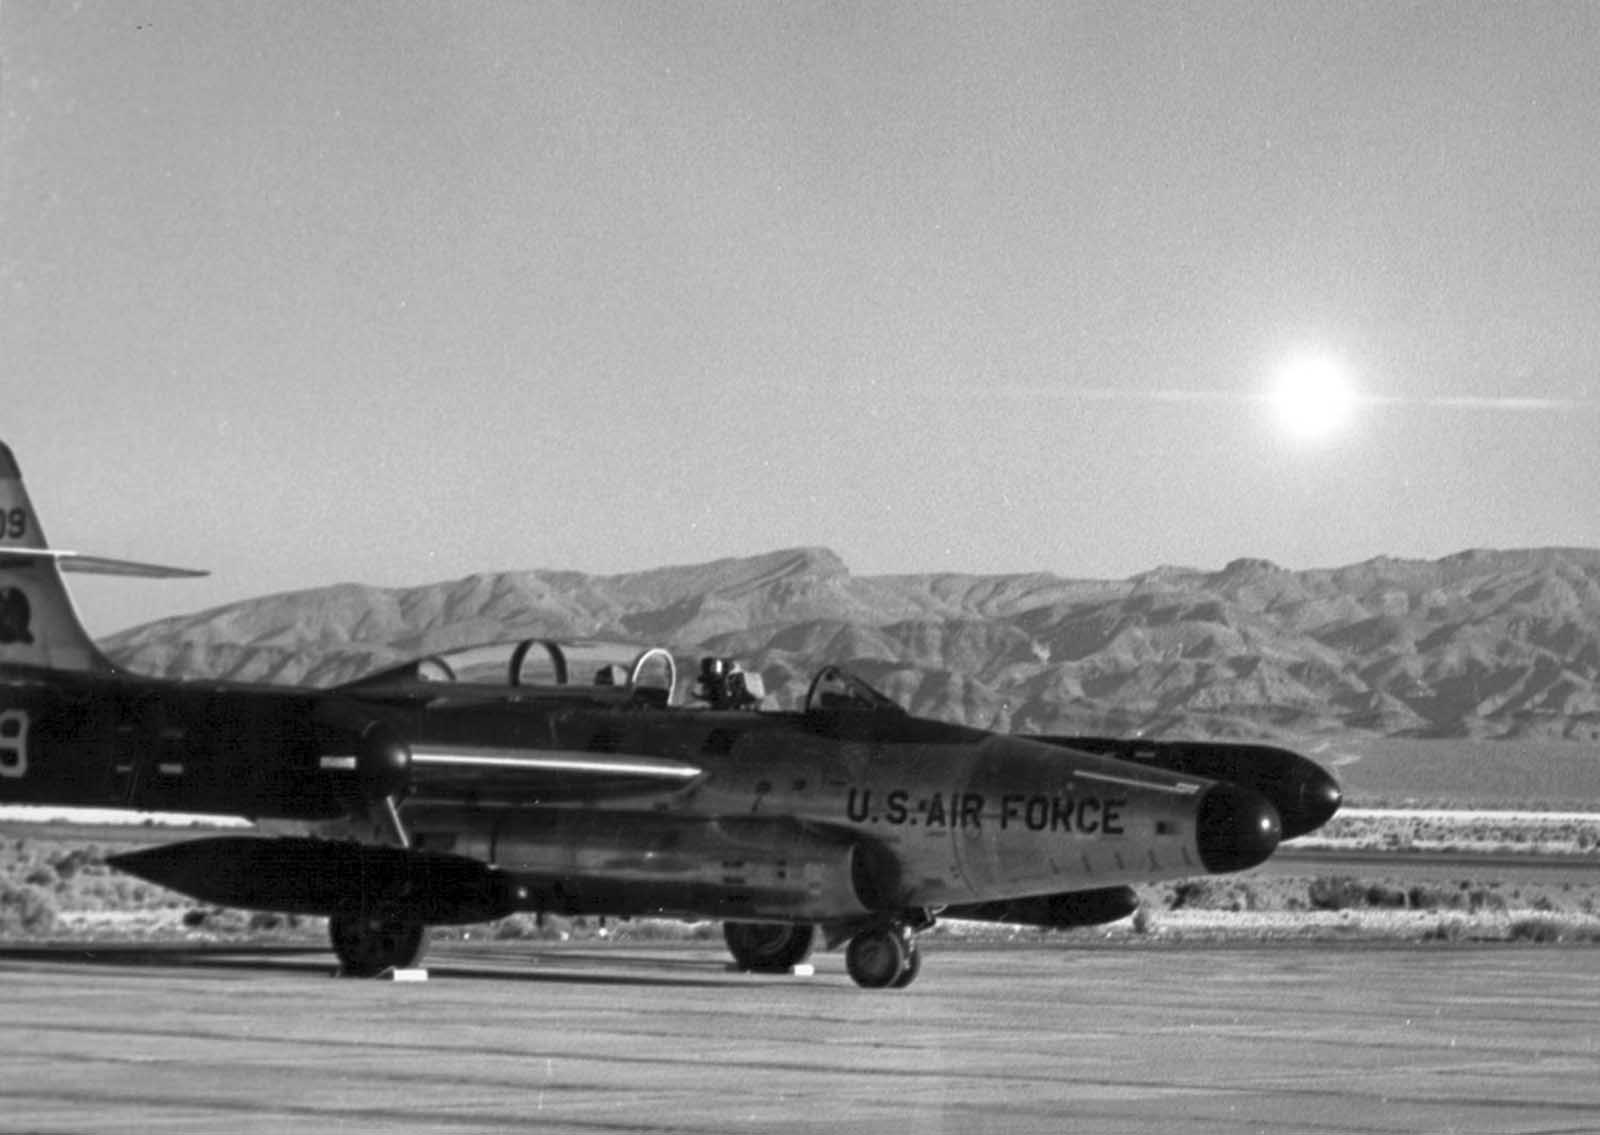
[0,941,737,989]
[0,942,333,978]
[427,963,732,990]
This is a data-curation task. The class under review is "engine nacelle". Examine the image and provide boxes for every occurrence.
[412,808,894,924]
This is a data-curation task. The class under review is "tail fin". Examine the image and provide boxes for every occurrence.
[0,442,206,672]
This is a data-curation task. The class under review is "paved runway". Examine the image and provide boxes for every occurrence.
[3,938,1598,1134]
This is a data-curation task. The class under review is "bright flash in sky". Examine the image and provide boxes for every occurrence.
[1268,355,1358,443]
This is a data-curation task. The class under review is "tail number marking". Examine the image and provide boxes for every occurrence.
[3,509,25,540]
[0,709,28,778]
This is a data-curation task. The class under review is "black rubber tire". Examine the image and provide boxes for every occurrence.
[329,913,429,977]
[845,928,909,989]
[723,921,817,972]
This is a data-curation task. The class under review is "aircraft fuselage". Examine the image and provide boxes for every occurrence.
[0,438,1339,986]
[1,663,1276,925]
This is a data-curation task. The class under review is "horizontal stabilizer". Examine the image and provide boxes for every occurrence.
[0,547,208,578]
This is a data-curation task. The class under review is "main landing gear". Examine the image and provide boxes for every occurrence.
[329,912,429,977]
[723,921,817,972]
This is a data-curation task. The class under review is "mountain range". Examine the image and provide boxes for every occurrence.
[102,546,1600,742]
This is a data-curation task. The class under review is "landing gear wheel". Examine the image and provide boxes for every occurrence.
[329,912,428,977]
[723,921,817,972]
[846,928,916,990]
[890,938,922,988]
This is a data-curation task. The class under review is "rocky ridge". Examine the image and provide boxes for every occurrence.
[102,546,1600,742]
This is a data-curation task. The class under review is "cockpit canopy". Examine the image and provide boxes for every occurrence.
[347,639,678,703]
[347,638,907,717]
[801,665,905,715]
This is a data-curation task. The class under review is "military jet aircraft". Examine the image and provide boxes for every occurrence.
[0,442,1338,987]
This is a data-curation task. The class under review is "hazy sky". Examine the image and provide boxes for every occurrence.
[5,2,1599,634]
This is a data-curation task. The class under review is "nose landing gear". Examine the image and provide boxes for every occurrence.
[844,911,933,989]
[845,927,920,988]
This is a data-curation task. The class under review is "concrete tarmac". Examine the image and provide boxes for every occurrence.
[2,938,1598,1134]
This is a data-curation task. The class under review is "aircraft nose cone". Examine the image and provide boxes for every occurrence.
[1196,783,1282,873]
